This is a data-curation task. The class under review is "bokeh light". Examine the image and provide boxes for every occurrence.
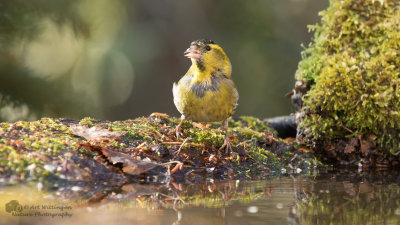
[0,0,329,122]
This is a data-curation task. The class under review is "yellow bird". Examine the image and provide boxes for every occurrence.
[172,39,239,152]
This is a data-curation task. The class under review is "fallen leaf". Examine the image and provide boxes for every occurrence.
[344,137,358,154]
[368,134,377,141]
[360,140,374,156]
[100,148,159,175]
[192,122,210,129]
[284,137,296,142]
[298,148,309,152]
[343,145,355,154]
[70,125,126,140]
[149,112,169,118]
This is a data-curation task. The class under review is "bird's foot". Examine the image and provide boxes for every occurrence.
[169,117,185,139]
[219,136,232,153]
[175,127,183,139]
[168,127,182,139]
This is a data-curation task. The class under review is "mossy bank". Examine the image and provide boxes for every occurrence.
[293,0,400,166]
[0,114,321,186]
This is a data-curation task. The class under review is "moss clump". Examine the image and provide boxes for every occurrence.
[0,118,74,184]
[0,115,322,185]
[295,0,400,161]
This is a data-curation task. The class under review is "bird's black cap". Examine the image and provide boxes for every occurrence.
[193,39,216,45]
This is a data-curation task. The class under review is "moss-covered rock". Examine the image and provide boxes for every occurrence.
[0,114,322,186]
[294,0,400,166]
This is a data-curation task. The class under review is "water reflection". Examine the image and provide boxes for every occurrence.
[1,170,400,225]
[294,170,400,225]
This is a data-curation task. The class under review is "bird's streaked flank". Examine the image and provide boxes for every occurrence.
[172,39,238,152]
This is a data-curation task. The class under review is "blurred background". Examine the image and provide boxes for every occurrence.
[0,0,328,122]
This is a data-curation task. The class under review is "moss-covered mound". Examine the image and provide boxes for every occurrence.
[294,0,400,166]
[0,114,321,186]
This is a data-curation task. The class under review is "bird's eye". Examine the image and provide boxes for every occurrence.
[205,46,211,51]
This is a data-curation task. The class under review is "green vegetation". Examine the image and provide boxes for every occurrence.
[0,115,322,185]
[295,0,400,158]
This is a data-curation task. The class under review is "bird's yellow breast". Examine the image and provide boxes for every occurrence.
[173,75,238,122]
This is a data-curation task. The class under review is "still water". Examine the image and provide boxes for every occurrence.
[1,170,400,225]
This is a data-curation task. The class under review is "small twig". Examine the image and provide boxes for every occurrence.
[170,163,184,174]
[135,142,146,150]
[163,161,184,175]
[178,137,192,152]
[162,161,184,165]
[135,197,145,208]
[152,129,164,138]
[172,138,192,160]
[338,121,354,134]
[161,141,202,147]
[185,169,194,176]
[141,152,160,160]
[166,164,171,176]
[161,141,184,145]
[158,193,186,204]
[290,153,298,162]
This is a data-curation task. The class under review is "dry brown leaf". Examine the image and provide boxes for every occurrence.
[344,137,358,154]
[298,148,309,152]
[192,122,210,129]
[70,125,127,140]
[100,148,159,175]
[368,134,377,141]
[149,112,169,118]
[284,137,296,142]
[360,140,374,155]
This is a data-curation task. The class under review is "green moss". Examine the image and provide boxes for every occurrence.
[248,147,282,168]
[230,116,275,133]
[296,0,400,154]
[0,118,80,182]
[79,117,96,127]
[0,114,323,184]
[187,128,224,147]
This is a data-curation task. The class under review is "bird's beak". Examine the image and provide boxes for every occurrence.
[184,45,202,60]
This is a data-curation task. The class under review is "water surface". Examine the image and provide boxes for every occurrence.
[1,170,399,225]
